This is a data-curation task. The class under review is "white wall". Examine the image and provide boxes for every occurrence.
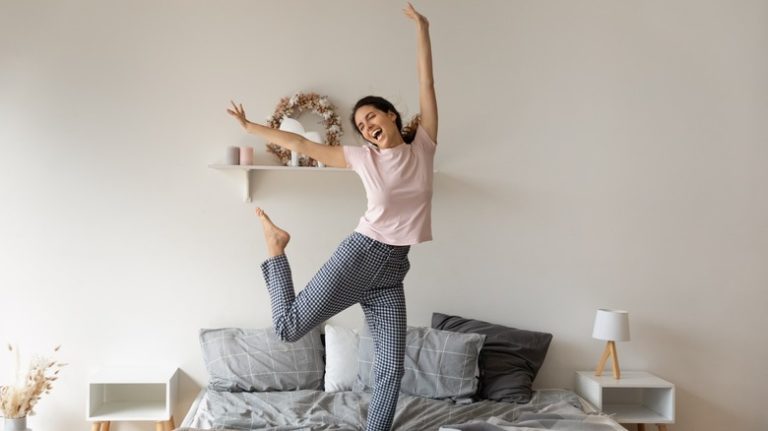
[1,1,766,430]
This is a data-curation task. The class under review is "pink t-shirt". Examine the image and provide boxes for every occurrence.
[342,125,436,246]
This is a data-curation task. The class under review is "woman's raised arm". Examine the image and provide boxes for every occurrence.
[227,101,347,168]
[404,3,438,143]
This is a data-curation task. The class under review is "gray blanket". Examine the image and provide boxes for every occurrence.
[177,388,625,431]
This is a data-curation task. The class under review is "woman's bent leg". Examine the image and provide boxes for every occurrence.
[261,253,362,342]
[261,234,389,343]
[361,284,407,431]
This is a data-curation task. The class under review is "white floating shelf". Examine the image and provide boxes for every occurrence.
[209,164,439,202]
[209,164,353,202]
[209,164,351,172]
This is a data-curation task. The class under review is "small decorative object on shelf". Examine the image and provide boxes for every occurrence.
[226,146,240,165]
[239,146,254,165]
[266,92,342,167]
[0,344,66,431]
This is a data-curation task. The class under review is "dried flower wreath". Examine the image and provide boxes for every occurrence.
[265,92,342,167]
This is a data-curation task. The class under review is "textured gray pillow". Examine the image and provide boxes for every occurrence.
[200,327,324,392]
[431,312,553,403]
[355,326,485,399]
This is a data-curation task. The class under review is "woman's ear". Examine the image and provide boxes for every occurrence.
[387,111,398,122]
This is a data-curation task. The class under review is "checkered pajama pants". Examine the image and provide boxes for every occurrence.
[260,232,411,431]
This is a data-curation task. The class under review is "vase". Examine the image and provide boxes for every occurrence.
[3,416,27,431]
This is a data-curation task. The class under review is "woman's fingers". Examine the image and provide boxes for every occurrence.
[227,108,241,119]
[231,100,246,116]
[403,5,414,19]
[227,101,248,128]
[228,101,248,119]
[403,2,425,23]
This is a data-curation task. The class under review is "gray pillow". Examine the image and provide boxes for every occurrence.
[431,312,553,403]
[355,326,485,399]
[200,327,324,392]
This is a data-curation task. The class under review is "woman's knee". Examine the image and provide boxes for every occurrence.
[274,323,303,343]
[279,332,302,343]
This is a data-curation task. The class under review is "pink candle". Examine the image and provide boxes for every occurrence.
[239,146,254,165]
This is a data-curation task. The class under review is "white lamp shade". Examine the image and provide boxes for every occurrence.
[592,308,630,341]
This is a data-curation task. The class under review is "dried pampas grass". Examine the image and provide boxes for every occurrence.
[0,344,66,419]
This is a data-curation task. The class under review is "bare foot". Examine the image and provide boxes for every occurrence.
[255,207,290,257]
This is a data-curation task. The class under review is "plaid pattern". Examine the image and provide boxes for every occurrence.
[356,326,486,399]
[199,327,324,392]
[261,232,411,431]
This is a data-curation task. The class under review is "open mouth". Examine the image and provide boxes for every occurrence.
[372,129,382,141]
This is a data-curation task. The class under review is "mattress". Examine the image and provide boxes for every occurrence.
[177,388,627,431]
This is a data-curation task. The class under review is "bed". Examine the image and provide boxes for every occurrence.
[180,313,627,431]
[177,387,625,431]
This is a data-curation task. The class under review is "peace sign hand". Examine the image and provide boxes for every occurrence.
[227,101,250,130]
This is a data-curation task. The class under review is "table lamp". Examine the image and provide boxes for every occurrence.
[592,308,630,379]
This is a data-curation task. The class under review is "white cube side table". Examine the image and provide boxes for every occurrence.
[575,371,675,431]
[87,367,178,431]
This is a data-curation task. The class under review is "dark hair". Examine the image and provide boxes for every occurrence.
[350,96,419,145]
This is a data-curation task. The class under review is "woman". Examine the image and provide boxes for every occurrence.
[226,4,436,430]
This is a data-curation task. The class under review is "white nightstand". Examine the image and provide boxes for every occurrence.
[87,367,178,431]
[575,371,675,431]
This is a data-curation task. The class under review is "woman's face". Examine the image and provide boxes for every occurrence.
[354,106,402,148]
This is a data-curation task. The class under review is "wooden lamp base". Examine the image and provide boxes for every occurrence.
[595,340,621,379]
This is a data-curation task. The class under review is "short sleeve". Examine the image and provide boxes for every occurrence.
[342,145,366,172]
[413,125,437,153]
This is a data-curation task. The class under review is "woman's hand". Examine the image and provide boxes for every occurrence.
[403,2,428,28]
[227,101,250,130]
